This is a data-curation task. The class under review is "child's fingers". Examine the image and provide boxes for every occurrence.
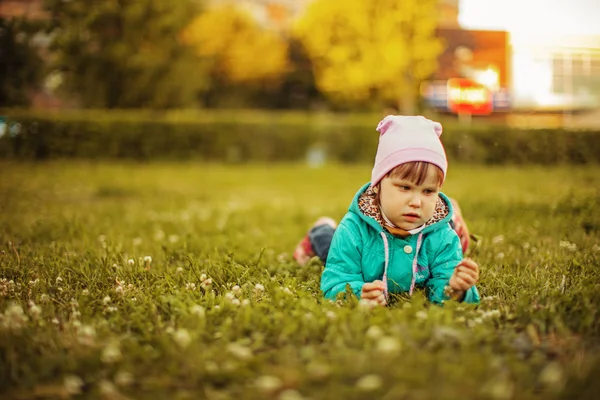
[457,266,479,281]
[458,258,479,271]
[457,272,476,286]
[362,289,383,300]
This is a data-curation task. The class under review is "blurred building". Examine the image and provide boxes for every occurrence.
[0,0,46,19]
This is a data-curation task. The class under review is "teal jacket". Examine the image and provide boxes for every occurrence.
[321,183,480,304]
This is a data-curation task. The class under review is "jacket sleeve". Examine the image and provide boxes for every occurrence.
[320,219,365,300]
[425,228,480,305]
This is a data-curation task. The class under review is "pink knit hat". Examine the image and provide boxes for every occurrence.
[371,115,447,187]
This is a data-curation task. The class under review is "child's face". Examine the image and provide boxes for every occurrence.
[378,167,441,230]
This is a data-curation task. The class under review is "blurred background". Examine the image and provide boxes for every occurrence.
[1,0,600,156]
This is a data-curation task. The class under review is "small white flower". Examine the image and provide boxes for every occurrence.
[127,259,135,266]
[254,283,265,292]
[241,299,250,307]
[176,267,184,274]
[28,279,39,286]
[231,298,241,306]
[115,370,133,387]
[143,256,152,264]
[496,252,505,259]
[56,276,63,284]
[103,296,111,305]
[82,289,89,296]
[173,328,192,348]
[115,286,124,295]
[559,241,577,251]
[325,310,336,320]
[101,342,122,363]
[201,279,212,290]
[232,285,241,294]
[492,235,505,245]
[98,380,117,396]
[279,389,304,400]
[376,336,401,354]
[185,283,196,291]
[227,343,253,360]
[130,297,137,302]
[52,317,59,325]
[28,303,42,318]
[40,294,50,303]
[415,311,428,320]
[106,306,117,313]
[225,292,236,301]
[4,303,28,330]
[64,375,84,395]
[200,273,207,282]
[366,326,384,340]
[254,375,283,394]
[168,234,179,243]
[190,305,205,318]
[283,287,293,295]
[356,374,382,392]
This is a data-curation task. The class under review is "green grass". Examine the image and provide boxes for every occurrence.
[1,161,599,399]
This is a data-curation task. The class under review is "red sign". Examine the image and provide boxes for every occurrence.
[446,78,493,115]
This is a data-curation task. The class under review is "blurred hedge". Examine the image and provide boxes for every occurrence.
[1,111,599,164]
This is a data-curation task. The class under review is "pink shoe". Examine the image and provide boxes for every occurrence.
[293,217,337,266]
[450,198,470,254]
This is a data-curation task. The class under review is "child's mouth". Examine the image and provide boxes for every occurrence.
[403,214,419,222]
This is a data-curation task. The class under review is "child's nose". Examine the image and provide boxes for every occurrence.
[409,194,421,207]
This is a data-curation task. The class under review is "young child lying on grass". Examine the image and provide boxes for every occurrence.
[294,115,480,305]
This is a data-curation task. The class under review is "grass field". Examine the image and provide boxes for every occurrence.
[1,161,599,400]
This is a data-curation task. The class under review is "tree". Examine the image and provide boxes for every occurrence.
[294,0,442,112]
[44,0,207,108]
[181,4,288,106]
[0,18,44,107]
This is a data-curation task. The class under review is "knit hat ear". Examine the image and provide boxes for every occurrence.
[431,121,443,137]
[376,115,395,135]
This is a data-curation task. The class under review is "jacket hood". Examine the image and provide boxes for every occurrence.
[348,182,454,236]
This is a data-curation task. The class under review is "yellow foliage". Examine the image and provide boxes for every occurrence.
[182,5,288,84]
[294,0,442,106]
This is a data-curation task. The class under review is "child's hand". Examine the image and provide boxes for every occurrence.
[361,280,387,306]
[449,258,479,292]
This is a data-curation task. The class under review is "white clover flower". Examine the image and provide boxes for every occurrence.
[127,259,135,266]
[593,244,600,252]
[115,370,133,387]
[227,343,253,361]
[190,305,205,318]
[496,252,505,259]
[103,296,111,305]
[173,328,192,349]
[415,311,428,320]
[231,285,241,294]
[356,374,382,392]
[241,299,250,307]
[254,283,265,293]
[64,375,84,395]
[200,273,207,282]
[492,235,505,245]
[283,287,293,295]
[106,306,117,313]
[185,283,196,291]
[130,297,137,302]
[168,235,179,243]
[154,230,165,241]
[559,241,577,251]
[115,286,124,295]
[52,317,59,325]
[28,303,42,319]
[231,298,241,306]
[28,279,39,286]
[366,326,384,340]
[279,389,304,400]
[376,336,401,354]
[40,294,50,303]
[254,375,283,394]
[56,276,63,284]
[225,292,236,301]
[325,310,337,320]
[78,325,96,346]
[82,289,89,296]
[3,303,28,330]
[482,310,501,319]
[201,279,212,290]
[101,342,122,363]
[176,267,184,274]
[143,256,152,264]
[98,379,117,396]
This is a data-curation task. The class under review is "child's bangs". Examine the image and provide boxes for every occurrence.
[388,161,444,186]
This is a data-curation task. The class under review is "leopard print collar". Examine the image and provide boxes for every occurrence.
[358,186,449,235]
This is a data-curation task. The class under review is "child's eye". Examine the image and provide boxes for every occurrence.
[398,185,410,191]
[423,189,437,195]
